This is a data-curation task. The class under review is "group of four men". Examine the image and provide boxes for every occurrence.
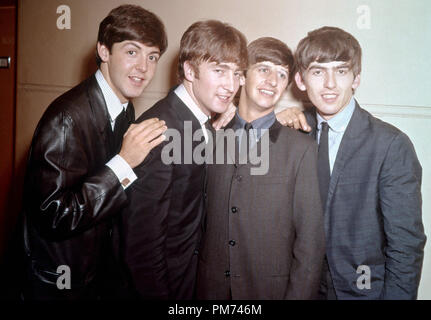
[21,4,425,300]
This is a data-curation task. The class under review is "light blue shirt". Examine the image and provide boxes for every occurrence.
[233,110,276,148]
[316,97,356,174]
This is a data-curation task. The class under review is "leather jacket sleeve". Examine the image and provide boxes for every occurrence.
[24,107,127,240]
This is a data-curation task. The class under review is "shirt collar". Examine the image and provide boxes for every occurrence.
[174,84,210,126]
[233,110,276,133]
[317,97,356,133]
[95,69,128,122]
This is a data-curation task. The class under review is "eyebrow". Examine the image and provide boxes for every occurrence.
[254,62,289,73]
[212,62,242,71]
[122,42,161,55]
[308,63,351,71]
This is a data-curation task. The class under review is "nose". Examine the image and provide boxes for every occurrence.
[136,55,148,73]
[223,71,235,92]
[324,71,336,89]
[265,70,277,87]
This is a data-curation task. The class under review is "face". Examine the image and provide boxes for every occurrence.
[184,60,244,115]
[295,61,360,120]
[97,40,161,103]
[243,61,289,113]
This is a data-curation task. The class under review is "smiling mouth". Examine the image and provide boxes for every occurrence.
[321,93,338,102]
[217,94,232,102]
[129,76,145,84]
[259,89,275,96]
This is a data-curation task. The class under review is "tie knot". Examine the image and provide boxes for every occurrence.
[244,122,253,132]
[321,121,329,132]
[125,104,135,123]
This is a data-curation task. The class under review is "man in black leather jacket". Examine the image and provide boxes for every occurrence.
[21,4,167,300]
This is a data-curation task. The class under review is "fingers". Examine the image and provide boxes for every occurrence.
[213,103,237,130]
[141,123,167,144]
[297,112,312,132]
[126,118,166,137]
[148,134,166,149]
[276,107,312,132]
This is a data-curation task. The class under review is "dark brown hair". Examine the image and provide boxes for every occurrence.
[177,20,248,82]
[247,37,294,83]
[96,5,167,66]
[295,26,362,77]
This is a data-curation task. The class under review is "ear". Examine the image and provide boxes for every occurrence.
[294,72,307,91]
[352,73,361,90]
[97,42,110,63]
[239,74,245,86]
[183,61,196,82]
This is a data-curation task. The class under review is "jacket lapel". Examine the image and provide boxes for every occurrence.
[325,102,370,213]
[86,75,115,158]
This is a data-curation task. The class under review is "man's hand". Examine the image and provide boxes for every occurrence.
[276,107,312,132]
[119,118,167,168]
[212,102,237,130]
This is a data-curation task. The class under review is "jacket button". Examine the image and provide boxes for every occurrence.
[229,240,236,246]
[193,249,199,255]
[231,207,238,213]
[236,175,242,181]
[224,270,230,277]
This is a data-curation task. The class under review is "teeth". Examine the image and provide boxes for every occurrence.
[130,76,143,82]
[218,95,230,101]
[260,89,274,96]
[323,94,336,98]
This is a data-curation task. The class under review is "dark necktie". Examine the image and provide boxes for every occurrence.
[318,122,330,210]
[113,103,135,152]
[240,122,253,161]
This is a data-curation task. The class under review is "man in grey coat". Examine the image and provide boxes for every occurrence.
[196,37,325,300]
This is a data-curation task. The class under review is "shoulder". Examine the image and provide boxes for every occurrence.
[357,105,412,147]
[42,77,93,120]
[278,124,316,148]
[137,91,178,122]
[34,77,98,138]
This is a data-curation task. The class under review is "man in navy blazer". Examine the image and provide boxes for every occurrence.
[118,20,248,299]
[290,26,426,299]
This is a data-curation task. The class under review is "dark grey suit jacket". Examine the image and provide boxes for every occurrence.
[306,101,426,299]
[197,121,325,299]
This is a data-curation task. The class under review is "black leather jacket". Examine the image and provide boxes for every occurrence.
[22,75,127,298]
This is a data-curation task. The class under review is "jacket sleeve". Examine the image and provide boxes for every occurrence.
[286,142,326,299]
[120,143,173,300]
[24,109,127,239]
[379,132,426,299]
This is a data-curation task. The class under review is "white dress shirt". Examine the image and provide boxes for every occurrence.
[95,69,137,189]
[174,84,210,143]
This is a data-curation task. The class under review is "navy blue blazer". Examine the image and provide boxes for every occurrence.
[306,101,426,299]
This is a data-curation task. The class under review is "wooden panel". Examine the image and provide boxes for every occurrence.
[0,5,16,259]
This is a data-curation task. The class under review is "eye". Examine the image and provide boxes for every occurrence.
[337,68,348,75]
[234,71,243,78]
[312,69,322,76]
[258,67,269,73]
[278,71,287,79]
[127,50,136,56]
[148,55,159,62]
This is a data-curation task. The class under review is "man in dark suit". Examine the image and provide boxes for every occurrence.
[118,20,248,299]
[289,26,426,299]
[196,37,325,300]
[22,5,167,300]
